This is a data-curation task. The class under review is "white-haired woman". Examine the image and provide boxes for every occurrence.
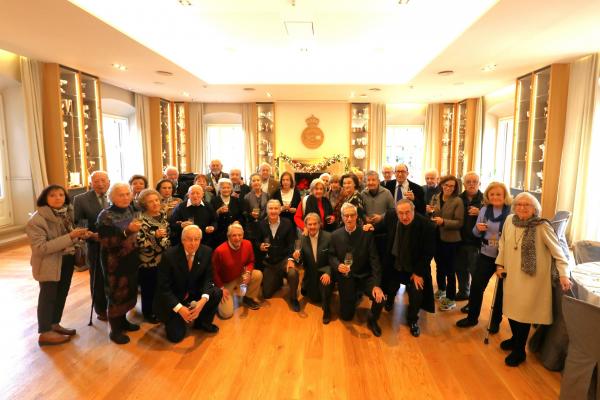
[294,178,336,233]
[495,192,571,367]
[211,178,244,246]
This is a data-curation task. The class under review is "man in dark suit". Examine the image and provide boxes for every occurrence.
[376,199,436,337]
[258,163,279,198]
[164,165,189,200]
[422,169,441,205]
[256,199,299,311]
[154,225,222,343]
[205,159,229,194]
[169,185,217,246]
[329,203,385,337]
[384,163,426,215]
[293,212,333,324]
[73,170,110,321]
[380,164,393,186]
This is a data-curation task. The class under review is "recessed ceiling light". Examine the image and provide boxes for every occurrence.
[243,88,255,91]
[360,94,368,98]
[156,70,173,76]
[437,70,454,76]
[454,82,464,86]
[182,91,190,97]
[369,88,381,92]
[481,64,497,72]
[153,81,164,85]
[398,0,410,4]
[266,92,272,98]
[112,63,127,71]
[177,0,192,6]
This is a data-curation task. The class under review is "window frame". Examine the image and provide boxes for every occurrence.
[0,94,13,227]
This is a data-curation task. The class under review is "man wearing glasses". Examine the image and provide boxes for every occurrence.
[384,163,425,215]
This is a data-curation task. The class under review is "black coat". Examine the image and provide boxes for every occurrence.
[154,244,216,322]
[272,189,302,222]
[256,217,296,266]
[169,201,218,246]
[384,179,426,215]
[459,190,484,246]
[298,230,332,302]
[210,195,244,246]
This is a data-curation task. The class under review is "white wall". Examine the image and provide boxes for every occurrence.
[386,104,427,126]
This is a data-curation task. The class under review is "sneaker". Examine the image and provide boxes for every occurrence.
[434,290,446,301]
[439,298,456,311]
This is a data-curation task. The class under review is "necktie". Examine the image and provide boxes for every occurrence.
[396,185,403,202]
[187,254,194,270]
[311,237,318,263]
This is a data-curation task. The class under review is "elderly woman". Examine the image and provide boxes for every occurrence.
[243,172,269,247]
[429,175,464,311]
[169,184,217,246]
[129,174,148,210]
[294,178,335,233]
[136,189,170,323]
[456,182,512,331]
[495,192,571,367]
[155,178,182,218]
[272,172,301,222]
[193,174,214,204]
[26,185,89,345]
[97,183,142,344]
[211,178,244,246]
[333,173,366,226]
[326,174,342,208]
[319,173,331,191]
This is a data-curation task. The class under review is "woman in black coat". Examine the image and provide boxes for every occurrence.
[272,172,301,223]
[211,178,244,247]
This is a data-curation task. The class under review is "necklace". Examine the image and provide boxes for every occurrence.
[514,228,526,250]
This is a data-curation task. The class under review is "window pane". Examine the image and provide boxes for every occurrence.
[206,124,246,178]
[385,125,424,182]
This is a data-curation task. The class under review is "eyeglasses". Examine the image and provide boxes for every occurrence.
[464,180,479,185]
[395,170,408,174]
[342,213,357,219]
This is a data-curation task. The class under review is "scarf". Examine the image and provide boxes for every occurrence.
[52,206,73,233]
[484,204,511,234]
[511,215,550,276]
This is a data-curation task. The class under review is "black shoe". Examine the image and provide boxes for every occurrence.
[144,315,159,324]
[198,323,219,333]
[409,322,420,337]
[109,331,130,345]
[505,351,526,367]
[500,338,514,351]
[300,288,307,296]
[456,318,478,328]
[455,293,470,301]
[97,311,108,321]
[367,318,382,337]
[290,299,300,312]
[384,296,395,312]
[322,310,331,325]
[243,297,260,310]
[123,320,140,331]
[489,322,500,334]
[460,305,470,314]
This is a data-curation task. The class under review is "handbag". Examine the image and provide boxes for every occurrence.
[74,243,87,267]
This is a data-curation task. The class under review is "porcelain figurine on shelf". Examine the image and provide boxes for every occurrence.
[538,143,545,162]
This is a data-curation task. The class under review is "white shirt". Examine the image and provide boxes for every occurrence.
[187,199,205,207]
[395,180,410,199]
[268,217,281,238]
[261,180,269,194]
[280,189,293,205]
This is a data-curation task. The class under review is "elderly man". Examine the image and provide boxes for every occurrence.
[293,213,334,324]
[73,171,111,320]
[169,185,217,246]
[329,203,385,337]
[230,168,250,199]
[361,170,395,226]
[381,164,393,186]
[256,199,299,311]
[258,163,279,197]
[384,163,425,215]
[205,159,229,193]
[163,165,187,199]
[456,171,484,302]
[376,199,436,337]
[212,223,262,318]
[422,169,441,205]
[154,225,222,343]
[354,169,365,191]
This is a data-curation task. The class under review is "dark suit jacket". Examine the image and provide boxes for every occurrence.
[384,179,426,215]
[73,190,106,265]
[299,230,332,301]
[265,178,280,198]
[272,188,301,222]
[205,172,230,191]
[256,217,296,265]
[169,201,218,246]
[210,195,244,246]
[154,244,215,322]
[329,227,381,290]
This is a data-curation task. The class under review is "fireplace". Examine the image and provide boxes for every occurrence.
[294,172,322,195]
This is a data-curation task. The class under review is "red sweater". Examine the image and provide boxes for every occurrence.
[211,239,255,288]
[293,198,325,230]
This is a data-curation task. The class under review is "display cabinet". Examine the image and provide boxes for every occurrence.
[174,102,190,173]
[42,63,106,191]
[454,99,477,180]
[257,103,275,166]
[149,98,173,182]
[510,64,569,218]
[438,103,455,177]
[349,103,370,172]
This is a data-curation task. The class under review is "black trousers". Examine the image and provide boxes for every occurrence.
[337,275,384,321]
[467,254,503,324]
[455,244,479,296]
[164,287,222,343]
[508,319,531,355]
[138,267,158,318]
[261,259,299,301]
[385,268,424,323]
[87,241,107,315]
[434,241,459,300]
[38,255,74,333]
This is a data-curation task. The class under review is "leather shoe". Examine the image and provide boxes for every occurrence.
[52,324,76,336]
[109,331,130,345]
[505,351,526,367]
[322,310,331,325]
[409,322,420,337]
[290,299,300,312]
[384,296,395,312]
[489,322,500,334]
[97,311,108,321]
[367,318,382,337]
[500,338,514,351]
[122,320,140,332]
[199,323,219,333]
[144,315,159,324]
[455,293,469,301]
[243,297,260,310]
[460,305,470,314]
[39,331,70,346]
[456,318,477,328]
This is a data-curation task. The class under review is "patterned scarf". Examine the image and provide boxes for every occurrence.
[511,214,549,276]
[52,206,73,233]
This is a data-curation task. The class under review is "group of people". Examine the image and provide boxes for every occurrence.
[26,159,572,367]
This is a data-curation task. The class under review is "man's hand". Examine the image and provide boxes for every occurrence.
[292,250,301,261]
[178,306,193,323]
[221,288,230,303]
[363,223,374,232]
[405,190,415,201]
[411,274,424,290]
[127,221,142,233]
[338,263,350,275]
[286,259,296,272]
[372,286,385,303]
[205,226,215,234]
[189,299,207,320]
[320,273,331,285]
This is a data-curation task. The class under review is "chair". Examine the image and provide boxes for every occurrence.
[560,296,600,400]
[573,241,600,265]
[550,210,571,241]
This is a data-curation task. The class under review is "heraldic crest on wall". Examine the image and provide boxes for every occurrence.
[301,114,324,149]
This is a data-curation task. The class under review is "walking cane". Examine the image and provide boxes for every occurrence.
[88,259,97,326]
[484,271,506,344]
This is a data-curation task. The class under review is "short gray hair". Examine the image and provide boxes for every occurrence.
[396,198,415,212]
[258,163,272,173]
[319,173,331,180]
[267,199,282,209]
[340,202,357,215]
[218,178,233,191]
[108,182,130,201]
[304,212,321,226]
[137,189,161,211]
[366,170,379,178]
[512,192,541,217]
[182,224,203,239]
[227,223,244,236]
[188,184,204,195]
[310,178,325,192]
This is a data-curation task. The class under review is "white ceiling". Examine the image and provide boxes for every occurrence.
[0,0,599,103]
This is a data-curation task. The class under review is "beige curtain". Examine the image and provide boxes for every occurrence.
[134,94,153,179]
[242,103,257,177]
[19,57,47,196]
[472,97,484,174]
[556,53,599,242]
[423,103,440,171]
[189,102,205,173]
[369,103,386,173]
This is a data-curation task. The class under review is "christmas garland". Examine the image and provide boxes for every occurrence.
[275,153,349,174]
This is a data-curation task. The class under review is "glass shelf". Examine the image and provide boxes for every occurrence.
[174,102,188,172]
[159,99,173,169]
[440,103,454,176]
[349,103,370,172]
[257,103,275,166]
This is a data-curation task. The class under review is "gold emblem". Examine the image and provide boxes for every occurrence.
[301,115,324,149]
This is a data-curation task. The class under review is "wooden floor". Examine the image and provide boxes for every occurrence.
[0,244,561,399]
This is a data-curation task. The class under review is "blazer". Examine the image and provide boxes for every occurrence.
[210,195,245,245]
[299,230,332,302]
[256,217,296,265]
[169,201,218,245]
[328,227,381,290]
[384,179,426,215]
[154,244,215,322]
[73,189,105,232]
[431,193,464,243]
[272,188,301,222]
[264,178,280,198]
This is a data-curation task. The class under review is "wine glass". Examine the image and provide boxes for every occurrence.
[343,252,353,277]
[77,219,88,229]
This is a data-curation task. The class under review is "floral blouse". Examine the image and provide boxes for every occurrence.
[137,211,170,268]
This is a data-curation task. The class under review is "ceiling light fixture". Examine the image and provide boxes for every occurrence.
[177,0,192,6]
[112,63,127,71]
[437,70,454,76]
[481,64,497,72]
[243,88,255,91]
[153,81,164,85]
[398,0,410,4]
[369,88,381,92]
[182,91,190,97]
[156,70,173,76]
[266,92,272,98]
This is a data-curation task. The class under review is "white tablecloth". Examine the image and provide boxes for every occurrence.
[572,262,600,306]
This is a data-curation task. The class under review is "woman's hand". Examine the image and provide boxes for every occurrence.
[559,276,572,292]
[205,226,215,234]
[363,223,374,232]
[128,220,142,233]
[476,222,488,232]
[432,216,444,226]
[426,204,435,214]
[69,228,89,239]
[495,267,505,279]
[155,228,167,238]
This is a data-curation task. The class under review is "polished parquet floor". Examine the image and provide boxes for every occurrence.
[0,244,561,399]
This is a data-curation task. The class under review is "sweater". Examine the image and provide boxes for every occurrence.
[211,239,255,288]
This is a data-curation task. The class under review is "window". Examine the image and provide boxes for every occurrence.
[206,124,246,177]
[0,95,13,227]
[385,125,425,182]
[103,114,143,182]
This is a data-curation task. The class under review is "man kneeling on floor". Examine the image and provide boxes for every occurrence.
[154,225,222,343]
